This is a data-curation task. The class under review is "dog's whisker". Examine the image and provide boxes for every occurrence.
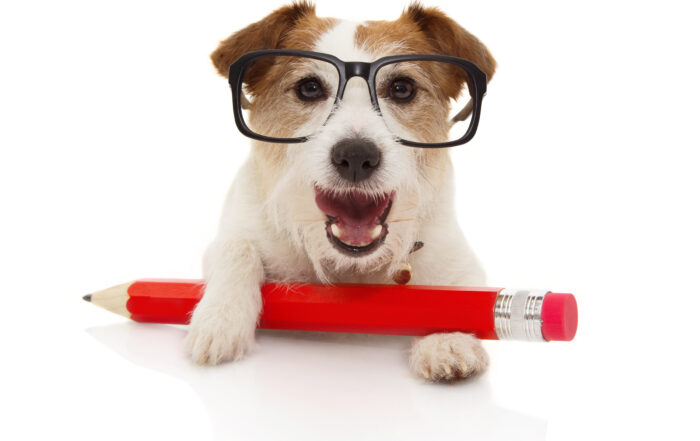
[395,202,420,210]
[293,218,326,223]
[388,218,417,223]
[422,163,447,173]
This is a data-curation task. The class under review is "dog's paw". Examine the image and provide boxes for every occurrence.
[409,332,489,382]
[185,308,255,366]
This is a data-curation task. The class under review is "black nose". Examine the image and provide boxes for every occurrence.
[330,138,382,183]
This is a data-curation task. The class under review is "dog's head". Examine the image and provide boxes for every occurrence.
[211,2,495,281]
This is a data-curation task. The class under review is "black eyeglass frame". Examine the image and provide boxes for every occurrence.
[227,49,488,148]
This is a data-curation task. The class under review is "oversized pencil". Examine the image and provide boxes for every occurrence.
[83,279,577,341]
[83,279,578,341]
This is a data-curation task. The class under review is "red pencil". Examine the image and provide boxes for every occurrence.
[83,279,577,342]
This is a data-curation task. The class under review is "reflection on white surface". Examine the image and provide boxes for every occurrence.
[87,323,546,440]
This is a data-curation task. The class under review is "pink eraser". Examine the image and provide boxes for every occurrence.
[541,293,578,341]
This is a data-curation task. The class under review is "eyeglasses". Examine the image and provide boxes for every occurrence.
[227,49,488,148]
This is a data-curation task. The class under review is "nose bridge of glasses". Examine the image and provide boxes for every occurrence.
[337,62,371,100]
[345,61,371,80]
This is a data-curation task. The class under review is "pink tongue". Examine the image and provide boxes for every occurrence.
[339,224,376,245]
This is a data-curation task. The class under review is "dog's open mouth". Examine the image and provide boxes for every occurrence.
[314,187,394,256]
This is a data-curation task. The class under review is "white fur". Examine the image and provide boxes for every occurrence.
[314,20,372,62]
[186,20,487,381]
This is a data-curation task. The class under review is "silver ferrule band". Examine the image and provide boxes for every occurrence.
[494,289,549,341]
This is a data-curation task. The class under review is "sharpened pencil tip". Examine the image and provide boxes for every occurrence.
[83,294,92,302]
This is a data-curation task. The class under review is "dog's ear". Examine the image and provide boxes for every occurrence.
[210,1,317,77]
[402,3,496,81]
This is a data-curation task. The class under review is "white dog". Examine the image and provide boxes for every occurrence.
[185,1,496,382]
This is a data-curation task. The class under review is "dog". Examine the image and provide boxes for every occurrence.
[185,1,496,382]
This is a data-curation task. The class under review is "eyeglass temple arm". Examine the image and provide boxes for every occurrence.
[450,100,473,125]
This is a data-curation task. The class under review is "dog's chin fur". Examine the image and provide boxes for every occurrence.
[268,174,421,284]
[187,2,497,381]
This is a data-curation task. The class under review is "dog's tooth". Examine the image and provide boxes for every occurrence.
[331,223,343,238]
[370,224,383,240]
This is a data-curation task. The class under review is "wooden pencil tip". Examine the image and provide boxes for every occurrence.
[83,294,92,302]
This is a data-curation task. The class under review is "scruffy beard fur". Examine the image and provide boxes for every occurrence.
[186,2,497,382]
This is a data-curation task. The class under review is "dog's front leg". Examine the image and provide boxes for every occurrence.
[185,239,264,365]
[407,239,490,382]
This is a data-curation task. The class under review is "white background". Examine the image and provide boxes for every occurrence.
[1,1,699,439]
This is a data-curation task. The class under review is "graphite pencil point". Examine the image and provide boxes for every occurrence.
[83,294,92,302]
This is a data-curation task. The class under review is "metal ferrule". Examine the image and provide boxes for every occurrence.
[494,289,549,341]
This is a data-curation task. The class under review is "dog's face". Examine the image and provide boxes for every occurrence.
[211,2,495,280]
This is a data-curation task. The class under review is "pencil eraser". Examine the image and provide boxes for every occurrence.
[541,293,578,341]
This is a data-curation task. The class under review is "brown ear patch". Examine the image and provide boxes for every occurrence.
[210,1,336,79]
[403,3,496,81]
[356,2,496,100]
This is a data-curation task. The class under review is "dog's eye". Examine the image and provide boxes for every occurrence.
[388,78,416,103]
[296,77,325,102]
